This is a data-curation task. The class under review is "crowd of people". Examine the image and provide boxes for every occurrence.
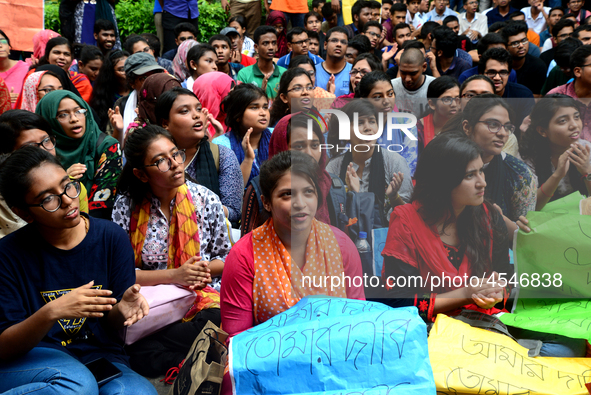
[1,0,591,392]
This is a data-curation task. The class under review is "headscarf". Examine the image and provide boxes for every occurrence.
[193,72,234,137]
[35,65,81,98]
[173,39,199,81]
[35,91,118,191]
[269,113,331,224]
[32,30,61,61]
[266,11,288,58]
[20,71,47,112]
[137,73,181,125]
[0,77,10,115]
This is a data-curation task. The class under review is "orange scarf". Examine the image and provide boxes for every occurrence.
[252,218,347,324]
[129,184,219,318]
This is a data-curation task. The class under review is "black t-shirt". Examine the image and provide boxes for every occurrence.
[539,47,555,67]
[0,215,135,365]
[514,54,547,95]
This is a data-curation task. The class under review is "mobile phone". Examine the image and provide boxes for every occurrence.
[84,357,122,386]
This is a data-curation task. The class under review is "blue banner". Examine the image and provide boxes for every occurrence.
[229,297,435,394]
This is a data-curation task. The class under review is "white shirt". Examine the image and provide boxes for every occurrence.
[542,37,553,52]
[422,7,459,23]
[406,11,424,29]
[459,12,488,38]
[482,7,494,15]
[522,6,551,34]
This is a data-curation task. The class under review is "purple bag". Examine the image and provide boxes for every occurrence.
[120,284,196,345]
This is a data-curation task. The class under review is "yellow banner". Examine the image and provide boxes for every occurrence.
[429,315,591,395]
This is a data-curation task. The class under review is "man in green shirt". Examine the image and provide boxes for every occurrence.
[237,25,286,99]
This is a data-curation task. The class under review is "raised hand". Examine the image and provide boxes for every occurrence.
[67,163,87,180]
[242,127,255,160]
[50,281,117,320]
[108,106,123,135]
[568,142,591,176]
[345,162,361,193]
[553,149,571,180]
[203,107,224,138]
[326,74,336,94]
[385,171,404,202]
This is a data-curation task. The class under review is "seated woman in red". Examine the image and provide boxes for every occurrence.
[221,150,365,337]
[381,132,511,322]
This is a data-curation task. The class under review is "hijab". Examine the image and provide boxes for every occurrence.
[32,30,61,61]
[137,73,181,125]
[266,11,288,58]
[269,113,331,224]
[193,72,234,137]
[21,71,47,112]
[173,39,199,81]
[35,91,118,191]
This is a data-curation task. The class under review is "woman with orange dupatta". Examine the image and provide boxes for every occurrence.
[111,125,231,378]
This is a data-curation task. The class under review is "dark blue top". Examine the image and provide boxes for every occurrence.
[458,66,518,84]
[0,215,135,365]
[164,0,199,19]
[162,48,177,61]
[502,82,535,128]
[486,6,518,26]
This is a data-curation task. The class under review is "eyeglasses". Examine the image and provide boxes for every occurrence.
[557,32,573,40]
[56,108,87,123]
[302,69,315,77]
[477,120,515,134]
[24,136,56,151]
[291,38,310,46]
[350,68,370,77]
[143,150,186,172]
[38,87,60,95]
[439,96,460,105]
[508,37,529,47]
[430,46,438,52]
[328,38,348,45]
[178,36,196,42]
[365,31,380,38]
[27,181,81,213]
[484,70,510,78]
[287,84,315,93]
[0,39,8,46]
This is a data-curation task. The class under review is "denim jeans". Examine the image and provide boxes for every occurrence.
[281,12,305,28]
[0,347,157,395]
[509,327,587,357]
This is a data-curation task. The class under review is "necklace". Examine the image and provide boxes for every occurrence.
[82,216,89,234]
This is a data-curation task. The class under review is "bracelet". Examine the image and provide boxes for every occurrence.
[581,173,590,181]
[540,183,553,198]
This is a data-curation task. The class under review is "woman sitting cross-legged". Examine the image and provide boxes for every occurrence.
[0,147,155,395]
[111,125,231,377]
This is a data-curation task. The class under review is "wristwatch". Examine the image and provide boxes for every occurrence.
[582,173,591,182]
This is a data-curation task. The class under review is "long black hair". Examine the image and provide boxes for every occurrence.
[155,87,204,133]
[89,50,130,131]
[0,110,54,154]
[221,84,268,136]
[117,125,177,207]
[270,68,314,126]
[355,70,392,98]
[412,132,504,276]
[424,75,460,117]
[0,146,62,210]
[520,94,587,198]
[326,99,379,158]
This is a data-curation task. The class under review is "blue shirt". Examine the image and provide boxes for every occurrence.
[422,7,459,22]
[486,6,517,26]
[164,0,199,19]
[437,55,472,79]
[315,61,353,97]
[458,66,517,84]
[276,51,323,68]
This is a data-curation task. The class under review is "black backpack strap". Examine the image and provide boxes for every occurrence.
[96,132,108,151]
[250,176,264,217]
[326,172,347,229]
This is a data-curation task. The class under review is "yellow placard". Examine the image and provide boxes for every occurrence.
[429,314,591,395]
[342,0,383,26]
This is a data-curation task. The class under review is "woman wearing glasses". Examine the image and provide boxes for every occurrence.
[36,91,122,219]
[520,94,591,210]
[20,70,63,112]
[417,76,460,150]
[331,53,382,109]
[269,67,315,127]
[0,147,156,395]
[0,110,90,238]
[452,94,536,230]
[112,125,229,377]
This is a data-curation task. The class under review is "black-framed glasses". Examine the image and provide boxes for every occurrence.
[557,32,574,40]
[508,37,528,47]
[24,136,56,151]
[350,68,370,77]
[484,70,510,78]
[287,84,315,93]
[291,38,310,46]
[143,150,186,172]
[38,87,61,95]
[56,108,87,123]
[477,120,515,134]
[439,96,460,105]
[27,181,81,213]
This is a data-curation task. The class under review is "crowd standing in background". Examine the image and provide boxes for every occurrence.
[1,0,591,392]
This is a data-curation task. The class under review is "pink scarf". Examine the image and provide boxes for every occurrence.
[193,72,235,137]
[173,39,198,81]
[20,71,46,112]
